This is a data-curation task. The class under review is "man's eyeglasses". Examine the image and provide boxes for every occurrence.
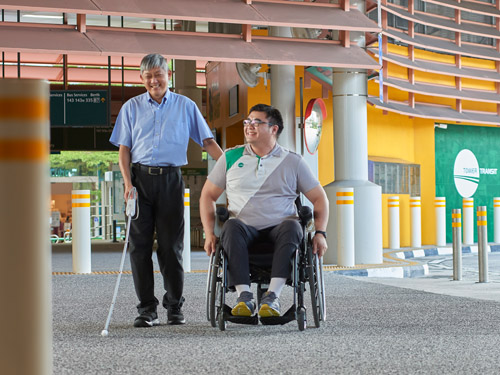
[243,118,274,128]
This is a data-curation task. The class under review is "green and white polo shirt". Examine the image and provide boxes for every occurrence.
[208,143,319,230]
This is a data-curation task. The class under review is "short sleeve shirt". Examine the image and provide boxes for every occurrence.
[109,89,214,167]
[208,143,319,230]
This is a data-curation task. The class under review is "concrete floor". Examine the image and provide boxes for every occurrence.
[51,250,500,374]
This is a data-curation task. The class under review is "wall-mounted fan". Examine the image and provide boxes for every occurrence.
[236,63,268,88]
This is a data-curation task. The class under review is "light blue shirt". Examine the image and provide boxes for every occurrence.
[110,89,214,167]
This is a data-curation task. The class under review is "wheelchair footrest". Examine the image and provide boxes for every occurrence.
[259,304,296,326]
[223,304,259,325]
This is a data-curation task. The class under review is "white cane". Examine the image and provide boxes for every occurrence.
[101,187,138,337]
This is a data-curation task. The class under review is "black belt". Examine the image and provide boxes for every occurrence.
[133,163,179,175]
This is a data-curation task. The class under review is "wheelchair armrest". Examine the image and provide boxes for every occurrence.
[298,206,313,226]
[216,206,229,223]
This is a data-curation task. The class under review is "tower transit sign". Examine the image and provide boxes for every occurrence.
[453,149,479,198]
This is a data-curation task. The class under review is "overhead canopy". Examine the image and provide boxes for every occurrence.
[0,0,380,69]
[0,23,379,69]
[2,0,380,31]
[368,97,500,126]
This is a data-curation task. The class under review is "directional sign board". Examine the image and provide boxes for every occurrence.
[50,90,108,126]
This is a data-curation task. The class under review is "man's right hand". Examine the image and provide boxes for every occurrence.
[123,184,134,202]
[204,232,218,256]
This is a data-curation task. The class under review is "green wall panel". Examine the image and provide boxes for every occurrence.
[435,124,500,243]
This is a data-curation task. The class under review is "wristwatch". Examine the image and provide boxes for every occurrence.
[315,230,327,239]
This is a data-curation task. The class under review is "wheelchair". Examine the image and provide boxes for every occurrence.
[205,199,326,331]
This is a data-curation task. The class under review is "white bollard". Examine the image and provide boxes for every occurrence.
[435,197,446,246]
[336,188,355,267]
[72,190,91,273]
[0,79,52,375]
[410,196,421,248]
[463,198,474,245]
[388,196,400,249]
[494,197,500,243]
[183,188,191,272]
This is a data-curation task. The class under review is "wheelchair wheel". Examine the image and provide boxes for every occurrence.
[317,256,326,321]
[217,306,226,331]
[296,274,307,331]
[209,248,222,328]
[307,234,322,328]
[297,306,306,331]
[217,309,226,331]
[206,253,214,322]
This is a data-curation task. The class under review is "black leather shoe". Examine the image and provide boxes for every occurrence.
[134,311,159,327]
[167,307,185,325]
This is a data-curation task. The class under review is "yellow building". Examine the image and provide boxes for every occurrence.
[207,1,500,249]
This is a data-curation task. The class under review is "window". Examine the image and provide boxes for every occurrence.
[369,161,421,196]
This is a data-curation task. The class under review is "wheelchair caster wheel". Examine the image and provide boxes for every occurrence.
[297,307,306,331]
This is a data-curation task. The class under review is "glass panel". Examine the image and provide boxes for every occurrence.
[401,165,409,194]
[387,164,396,194]
[462,34,494,46]
[422,3,454,18]
[371,161,420,195]
[374,162,386,193]
[410,165,421,197]
[462,12,493,25]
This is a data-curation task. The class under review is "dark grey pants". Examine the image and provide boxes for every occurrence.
[129,164,184,313]
[220,218,303,286]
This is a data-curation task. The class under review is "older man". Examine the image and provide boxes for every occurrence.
[110,53,222,327]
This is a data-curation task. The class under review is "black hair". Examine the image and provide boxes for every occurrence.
[248,103,284,136]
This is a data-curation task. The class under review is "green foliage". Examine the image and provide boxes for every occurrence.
[50,151,118,177]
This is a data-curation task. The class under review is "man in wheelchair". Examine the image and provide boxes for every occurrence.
[200,104,329,322]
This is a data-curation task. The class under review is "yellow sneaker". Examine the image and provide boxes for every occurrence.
[258,291,281,317]
[231,291,256,316]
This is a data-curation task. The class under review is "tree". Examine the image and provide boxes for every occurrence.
[50,151,118,177]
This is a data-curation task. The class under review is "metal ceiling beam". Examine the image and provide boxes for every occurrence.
[0,0,380,31]
[0,23,379,69]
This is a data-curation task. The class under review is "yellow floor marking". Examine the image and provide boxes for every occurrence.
[52,269,210,276]
[52,255,416,276]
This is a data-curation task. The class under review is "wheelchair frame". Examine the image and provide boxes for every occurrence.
[205,204,326,331]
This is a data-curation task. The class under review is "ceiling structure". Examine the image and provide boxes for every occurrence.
[0,0,381,151]
[0,0,380,77]
[368,0,500,126]
[6,1,499,128]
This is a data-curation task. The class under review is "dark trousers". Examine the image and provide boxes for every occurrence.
[129,164,185,313]
[220,218,303,286]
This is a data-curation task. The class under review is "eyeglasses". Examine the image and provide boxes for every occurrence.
[243,118,274,128]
